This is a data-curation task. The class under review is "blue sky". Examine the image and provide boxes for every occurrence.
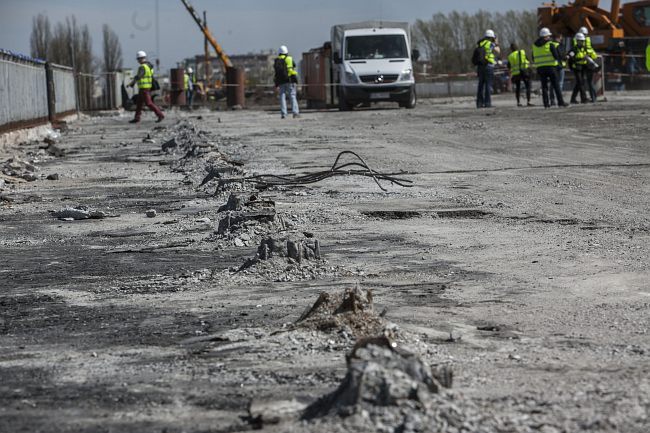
[0,0,612,70]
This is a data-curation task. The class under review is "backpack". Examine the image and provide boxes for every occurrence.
[274,56,289,83]
[472,44,488,67]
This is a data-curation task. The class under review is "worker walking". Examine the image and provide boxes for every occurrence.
[128,51,164,123]
[274,45,300,119]
[507,43,532,107]
[532,28,568,108]
[184,67,196,109]
[549,34,567,107]
[475,29,500,109]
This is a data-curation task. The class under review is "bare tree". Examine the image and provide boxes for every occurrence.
[412,9,538,75]
[102,24,123,72]
[49,15,94,73]
[30,13,51,59]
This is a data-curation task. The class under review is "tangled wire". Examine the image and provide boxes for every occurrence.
[211,151,413,192]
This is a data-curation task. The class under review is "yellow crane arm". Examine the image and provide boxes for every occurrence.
[179,0,233,69]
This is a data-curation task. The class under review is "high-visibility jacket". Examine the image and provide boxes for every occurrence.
[507,49,529,76]
[138,63,154,90]
[279,54,298,77]
[573,36,593,51]
[183,73,189,90]
[479,39,496,65]
[647,43,650,72]
[550,41,567,68]
[533,41,558,68]
[573,46,589,66]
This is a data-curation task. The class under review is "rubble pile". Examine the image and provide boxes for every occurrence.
[1,156,39,182]
[217,193,278,236]
[294,287,385,338]
[303,339,488,433]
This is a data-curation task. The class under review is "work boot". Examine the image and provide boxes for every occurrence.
[517,103,523,107]
[155,115,164,123]
[293,113,300,119]
[560,102,570,107]
[129,119,140,124]
[527,102,535,107]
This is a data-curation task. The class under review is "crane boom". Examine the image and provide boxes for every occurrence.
[179,0,233,69]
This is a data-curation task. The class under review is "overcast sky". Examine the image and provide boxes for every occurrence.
[1,0,614,71]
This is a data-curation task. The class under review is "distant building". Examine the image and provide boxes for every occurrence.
[184,50,276,87]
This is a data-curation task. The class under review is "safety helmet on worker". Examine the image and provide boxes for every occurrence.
[187,67,193,74]
[575,32,586,41]
[278,45,289,55]
[539,27,552,38]
[579,26,589,35]
[136,50,147,59]
[484,29,495,39]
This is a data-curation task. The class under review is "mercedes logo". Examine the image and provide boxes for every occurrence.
[375,75,384,84]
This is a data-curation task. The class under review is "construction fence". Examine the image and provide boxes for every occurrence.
[0,51,127,133]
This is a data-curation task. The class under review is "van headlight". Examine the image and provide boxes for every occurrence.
[399,68,413,81]
[345,70,358,84]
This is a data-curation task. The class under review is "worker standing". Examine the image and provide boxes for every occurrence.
[128,51,164,123]
[574,28,598,102]
[568,33,590,104]
[532,28,568,108]
[578,27,593,52]
[549,34,567,106]
[274,45,300,119]
[475,30,500,109]
[184,67,196,109]
[507,43,532,107]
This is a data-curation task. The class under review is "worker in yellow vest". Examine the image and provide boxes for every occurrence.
[274,45,300,119]
[568,32,591,103]
[507,43,533,107]
[184,67,196,109]
[475,29,500,108]
[532,28,568,108]
[577,27,593,51]
[127,51,164,123]
[549,34,567,106]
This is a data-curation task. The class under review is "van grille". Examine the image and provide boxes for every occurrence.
[359,74,399,84]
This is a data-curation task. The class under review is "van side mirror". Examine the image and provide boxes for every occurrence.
[333,52,342,64]
[411,49,420,62]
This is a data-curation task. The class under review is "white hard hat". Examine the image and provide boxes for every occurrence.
[579,26,589,35]
[484,29,495,39]
[575,32,586,41]
[136,50,147,59]
[187,67,193,73]
[278,45,288,55]
[539,27,552,37]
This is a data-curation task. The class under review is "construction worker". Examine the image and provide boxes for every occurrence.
[184,67,196,109]
[568,32,595,104]
[549,34,567,106]
[127,51,164,123]
[476,29,500,108]
[577,27,593,51]
[507,43,532,107]
[274,45,300,119]
[532,27,568,108]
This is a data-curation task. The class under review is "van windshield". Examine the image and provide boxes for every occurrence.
[344,35,408,60]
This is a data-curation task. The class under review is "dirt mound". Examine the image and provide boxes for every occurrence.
[295,287,384,338]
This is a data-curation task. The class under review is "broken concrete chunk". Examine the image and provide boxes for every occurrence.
[51,206,107,221]
[145,209,157,218]
[46,173,59,180]
[162,138,178,152]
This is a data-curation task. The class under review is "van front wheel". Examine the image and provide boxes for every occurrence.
[404,87,416,109]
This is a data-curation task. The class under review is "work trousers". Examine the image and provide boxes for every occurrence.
[512,73,531,105]
[571,68,588,103]
[476,65,494,108]
[537,66,565,108]
[279,82,299,117]
[134,90,164,121]
[186,89,194,108]
[549,67,565,105]
[585,69,597,102]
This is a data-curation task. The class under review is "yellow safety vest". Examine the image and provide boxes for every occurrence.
[574,46,589,66]
[573,36,593,51]
[184,73,189,90]
[551,41,566,68]
[507,49,529,76]
[138,63,153,90]
[533,41,558,68]
[280,54,298,77]
[646,44,650,72]
[480,39,496,65]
